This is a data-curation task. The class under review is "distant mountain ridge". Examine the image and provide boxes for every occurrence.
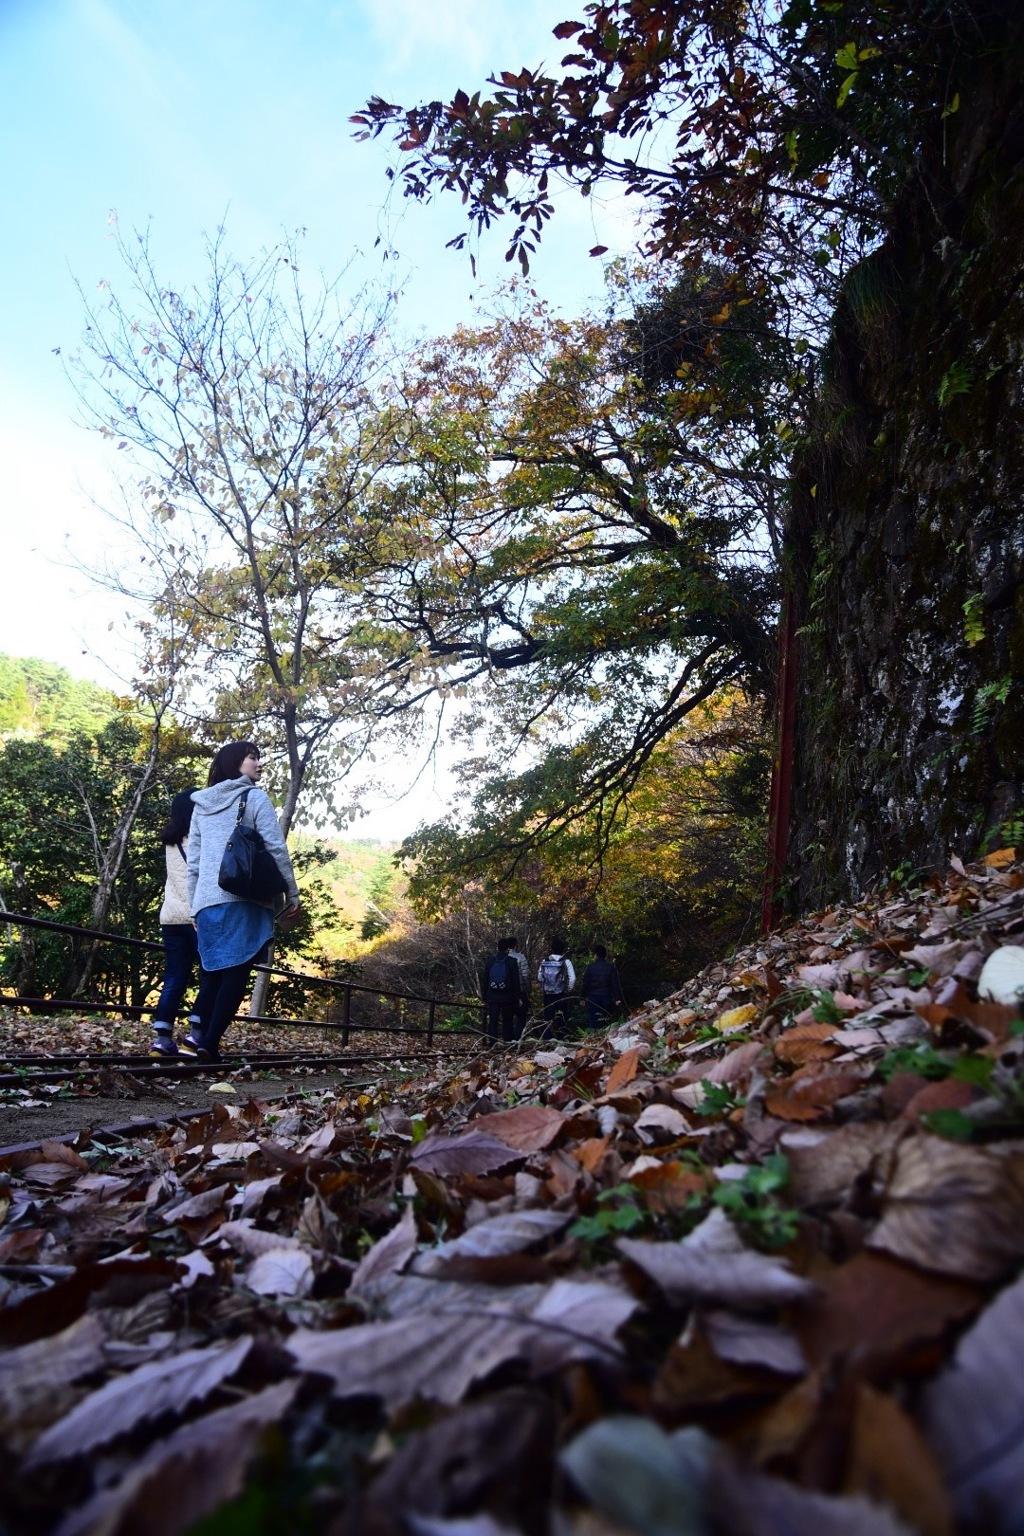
[0,654,117,742]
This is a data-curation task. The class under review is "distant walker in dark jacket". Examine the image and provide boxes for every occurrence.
[579,944,623,1030]
[480,937,521,1043]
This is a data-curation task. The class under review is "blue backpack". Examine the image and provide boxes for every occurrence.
[486,955,516,998]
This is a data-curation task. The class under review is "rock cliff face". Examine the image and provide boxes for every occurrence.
[786,25,1024,908]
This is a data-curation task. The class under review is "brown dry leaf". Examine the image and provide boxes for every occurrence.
[702,1310,806,1375]
[618,1210,816,1311]
[634,1103,691,1142]
[781,1122,907,1208]
[763,1067,865,1122]
[702,1040,765,1085]
[412,1208,570,1275]
[411,1128,526,1177]
[774,1022,841,1067]
[214,1219,301,1259]
[349,1203,418,1298]
[868,1136,1024,1280]
[741,1370,824,1466]
[476,1104,566,1152]
[0,1313,107,1450]
[52,1380,299,1536]
[921,1269,1024,1529]
[238,1175,283,1216]
[346,1388,556,1536]
[287,1277,637,1410]
[605,1049,641,1095]
[245,1246,314,1298]
[165,1186,229,1225]
[984,847,1017,868]
[627,1160,708,1212]
[798,1252,981,1371]
[26,1335,253,1465]
[572,1136,612,1173]
[710,1457,915,1535]
[38,1141,92,1172]
[843,1382,952,1536]
[899,1077,977,1123]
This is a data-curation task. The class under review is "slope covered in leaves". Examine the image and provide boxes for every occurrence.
[1,855,1023,1534]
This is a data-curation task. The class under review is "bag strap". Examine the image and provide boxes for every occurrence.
[176,842,187,863]
[234,788,251,825]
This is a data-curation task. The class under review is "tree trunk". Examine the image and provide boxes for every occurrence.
[62,729,164,998]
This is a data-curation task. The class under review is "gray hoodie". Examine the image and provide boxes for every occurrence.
[186,779,299,916]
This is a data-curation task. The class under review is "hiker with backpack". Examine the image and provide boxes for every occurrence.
[504,934,531,1036]
[537,938,575,1037]
[579,943,624,1030]
[480,937,521,1042]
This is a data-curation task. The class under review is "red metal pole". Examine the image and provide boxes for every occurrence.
[761,592,798,935]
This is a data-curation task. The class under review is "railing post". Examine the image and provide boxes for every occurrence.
[341,984,351,1048]
[426,998,436,1047]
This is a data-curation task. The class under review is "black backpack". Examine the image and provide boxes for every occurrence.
[485,954,518,999]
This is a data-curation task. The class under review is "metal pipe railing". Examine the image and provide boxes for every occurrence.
[0,909,488,1043]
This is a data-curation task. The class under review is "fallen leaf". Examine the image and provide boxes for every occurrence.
[618,1210,816,1311]
[798,1252,982,1371]
[899,1077,977,1123]
[476,1104,566,1152]
[350,1388,555,1535]
[868,1136,1024,1280]
[605,1049,641,1095]
[921,1268,1024,1529]
[412,1128,527,1177]
[716,1004,758,1032]
[0,1314,107,1450]
[843,1383,952,1536]
[702,1311,806,1375]
[245,1246,314,1297]
[703,1040,765,1084]
[635,1103,691,1142]
[413,1208,570,1274]
[711,1456,915,1535]
[774,1022,841,1067]
[781,1123,907,1208]
[983,847,1017,869]
[287,1277,637,1410]
[350,1203,419,1298]
[215,1219,301,1259]
[52,1380,299,1536]
[26,1335,253,1465]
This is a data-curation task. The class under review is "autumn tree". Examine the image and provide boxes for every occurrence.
[73,225,398,838]
[355,0,1024,901]
[0,711,203,1003]
[353,0,985,313]
[344,280,783,877]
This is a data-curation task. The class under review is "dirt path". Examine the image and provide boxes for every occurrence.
[0,1068,367,1150]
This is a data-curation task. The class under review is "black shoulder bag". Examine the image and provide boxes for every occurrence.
[217,789,288,903]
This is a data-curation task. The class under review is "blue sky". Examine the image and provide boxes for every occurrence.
[0,0,631,831]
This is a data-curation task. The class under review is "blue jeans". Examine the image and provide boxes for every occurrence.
[153,925,208,1028]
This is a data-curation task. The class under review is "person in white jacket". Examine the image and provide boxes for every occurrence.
[182,741,299,1063]
[149,789,213,1057]
[537,937,576,1038]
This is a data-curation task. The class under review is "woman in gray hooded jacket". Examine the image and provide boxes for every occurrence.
[182,741,299,1062]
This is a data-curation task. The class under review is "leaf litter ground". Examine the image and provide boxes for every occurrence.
[2,854,1024,1535]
